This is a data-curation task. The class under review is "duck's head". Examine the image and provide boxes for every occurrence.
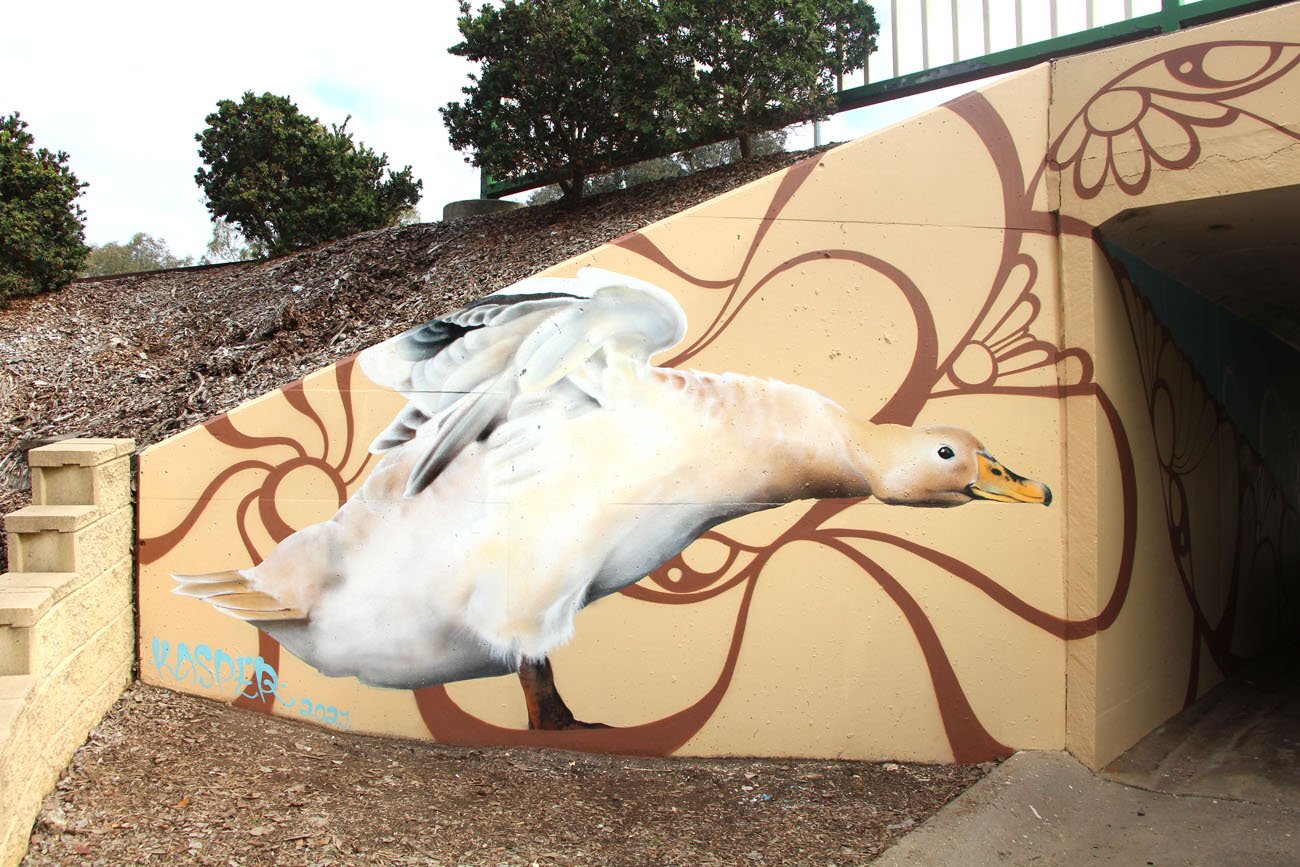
[869,425,1052,508]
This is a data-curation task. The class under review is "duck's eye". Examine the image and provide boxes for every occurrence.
[937,446,955,460]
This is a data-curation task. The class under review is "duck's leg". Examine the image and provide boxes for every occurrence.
[517,657,610,730]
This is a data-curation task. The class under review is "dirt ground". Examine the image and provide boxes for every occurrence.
[21,683,988,866]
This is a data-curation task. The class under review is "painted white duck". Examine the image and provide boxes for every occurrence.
[175,268,1051,729]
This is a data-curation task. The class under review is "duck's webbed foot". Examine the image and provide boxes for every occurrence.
[517,657,611,731]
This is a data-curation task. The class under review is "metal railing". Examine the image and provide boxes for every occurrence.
[835,0,1289,111]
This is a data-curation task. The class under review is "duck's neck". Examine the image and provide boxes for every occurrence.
[771,414,912,503]
[721,379,904,505]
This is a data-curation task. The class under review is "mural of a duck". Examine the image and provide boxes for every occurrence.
[175,268,1051,730]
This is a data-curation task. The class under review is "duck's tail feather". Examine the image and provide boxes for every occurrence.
[172,571,307,622]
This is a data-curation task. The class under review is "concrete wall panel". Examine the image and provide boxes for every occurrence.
[136,3,1300,766]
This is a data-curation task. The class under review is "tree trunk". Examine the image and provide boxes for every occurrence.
[559,173,585,203]
[737,133,755,160]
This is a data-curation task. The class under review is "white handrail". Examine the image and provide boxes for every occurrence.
[860,0,1198,88]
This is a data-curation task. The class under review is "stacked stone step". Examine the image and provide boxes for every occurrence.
[0,438,134,867]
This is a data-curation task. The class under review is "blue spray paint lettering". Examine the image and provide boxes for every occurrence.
[214,647,241,690]
[238,654,294,707]
[150,637,172,677]
[148,636,352,730]
[150,637,254,693]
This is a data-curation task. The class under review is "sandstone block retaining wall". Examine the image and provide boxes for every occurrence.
[0,439,135,867]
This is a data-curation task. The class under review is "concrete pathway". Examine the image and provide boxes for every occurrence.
[876,649,1300,866]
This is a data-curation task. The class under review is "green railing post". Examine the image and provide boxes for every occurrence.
[1160,0,1185,31]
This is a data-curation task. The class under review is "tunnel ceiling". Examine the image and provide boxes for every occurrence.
[1101,185,1300,352]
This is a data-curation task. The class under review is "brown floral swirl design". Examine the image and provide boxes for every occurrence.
[452,89,1136,762]
[1050,41,1300,199]
[140,358,374,711]
[1047,35,1300,716]
[1108,258,1300,706]
[147,34,1300,761]
[183,88,1135,762]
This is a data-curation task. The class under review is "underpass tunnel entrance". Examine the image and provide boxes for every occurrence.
[1097,183,1300,686]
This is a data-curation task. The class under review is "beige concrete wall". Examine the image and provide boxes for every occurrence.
[139,66,1068,763]
[0,439,135,867]
[134,3,1300,766]
[131,64,1066,764]
[1051,4,1300,766]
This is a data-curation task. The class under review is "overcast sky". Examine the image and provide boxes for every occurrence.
[5,1,483,260]
[4,0,1143,262]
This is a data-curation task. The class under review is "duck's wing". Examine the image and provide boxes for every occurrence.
[359,268,687,497]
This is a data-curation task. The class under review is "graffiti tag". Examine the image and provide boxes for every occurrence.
[148,636,352,731]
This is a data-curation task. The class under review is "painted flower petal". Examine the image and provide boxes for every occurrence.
[1109,126,1151,194]
[1050,115,1089,167]
[1076,132,1111,196]
[1139,107,1199,168]
[1150,94,1234,124]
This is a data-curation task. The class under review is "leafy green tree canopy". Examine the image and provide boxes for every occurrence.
[0,113,88,304]
[441,0,684,201]
[669,0,878,157]
[196,92,422,255]
[82,232,193,277]
[442,1,875,196]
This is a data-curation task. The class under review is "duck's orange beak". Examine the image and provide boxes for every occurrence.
[967,452,1052,506]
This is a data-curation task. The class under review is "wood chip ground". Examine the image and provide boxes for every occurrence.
[23,684,987,866]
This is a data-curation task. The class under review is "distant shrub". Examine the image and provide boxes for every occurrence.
[196,92,422,256]
[0,113,89,304]
[82,233,193,277]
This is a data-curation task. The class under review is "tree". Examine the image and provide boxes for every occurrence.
[441,0,685,202]
[195,92,422,255]
[0,113,88,304]
[667,0,877,157]
[82,233,193,277]
[527,155,684,205]
[442,1,870,199]
[200,221,265,264]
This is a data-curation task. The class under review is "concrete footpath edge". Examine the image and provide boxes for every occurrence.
[874,750,1300,866]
